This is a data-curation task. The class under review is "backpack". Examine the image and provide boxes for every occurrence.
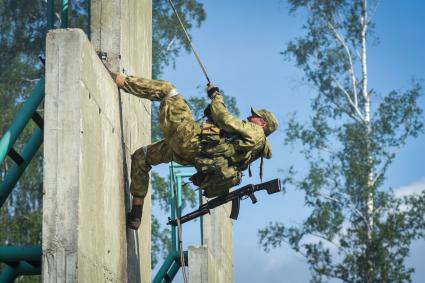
[190,122,242,198]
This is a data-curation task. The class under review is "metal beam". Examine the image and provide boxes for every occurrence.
[153,252,178,283]
[61,0,69,28]
[0,77,44,166]
[164,261,180,283]
[47,0,55,29]
[0,245,41,262]
[0,261,41,283]
[0,128,43,207]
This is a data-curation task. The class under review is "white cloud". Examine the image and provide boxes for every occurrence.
[394,177,425,198]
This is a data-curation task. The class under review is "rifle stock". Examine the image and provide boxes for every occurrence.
[168,178,281,226]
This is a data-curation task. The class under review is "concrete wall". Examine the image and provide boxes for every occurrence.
[90,0,153,280]
[42,1,151,282]
[42,28,151,282]
[189,202,234,283]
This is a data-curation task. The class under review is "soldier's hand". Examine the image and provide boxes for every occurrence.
[207,83,220,98]
[115,73,126,88]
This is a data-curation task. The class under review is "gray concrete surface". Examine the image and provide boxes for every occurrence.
[90,0,153,281]
[188,202,234,283]
[188,246,210,283]
[41,1,151,282]
[43,26,151,283]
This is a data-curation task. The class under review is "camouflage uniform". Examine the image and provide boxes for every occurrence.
[189,95,276,197]
[122,76,201,198]
[122,76,276,199]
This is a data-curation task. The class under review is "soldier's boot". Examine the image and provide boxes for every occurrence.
[127,197,144,230]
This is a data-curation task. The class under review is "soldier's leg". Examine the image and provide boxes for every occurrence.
[130,139,173,198]
[122,76,179,101]
[127,139,173,230]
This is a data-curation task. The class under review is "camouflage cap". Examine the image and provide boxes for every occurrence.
[251,107,278,135]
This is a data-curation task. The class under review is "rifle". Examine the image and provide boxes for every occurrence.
[168,178,281,226]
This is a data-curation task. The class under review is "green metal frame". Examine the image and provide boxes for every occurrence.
[0,78,45,207]
[153,164,205,282]
[60,0,69,28]
[0,78,44,166]
[0,0,76,281]
[152,251,188,283]
[0,246,42,283]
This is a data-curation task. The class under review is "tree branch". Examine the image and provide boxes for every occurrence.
[331,76,365,121]
[300,75,362,123]
[317,192,372,233]
[308,232,348,255]
[305,3,358,106]
[326,22,359,107]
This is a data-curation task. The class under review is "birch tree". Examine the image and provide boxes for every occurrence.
[258,1,425,282]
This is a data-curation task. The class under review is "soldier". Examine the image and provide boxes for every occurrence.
[111,73,278,230]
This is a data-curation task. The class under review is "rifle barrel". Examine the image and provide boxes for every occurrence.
[167,179,281,226]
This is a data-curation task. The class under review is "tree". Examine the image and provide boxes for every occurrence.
[258,1,425,282]
[0,1,47,281]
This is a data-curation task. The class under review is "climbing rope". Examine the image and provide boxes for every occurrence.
[170,161,189,283]
[167,0,211,84]
[167,2,210,280]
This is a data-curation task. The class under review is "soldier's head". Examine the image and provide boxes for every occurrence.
[248,107,278,136]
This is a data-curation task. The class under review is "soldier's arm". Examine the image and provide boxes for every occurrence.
[114,73,176,101]
[210,95,260,145]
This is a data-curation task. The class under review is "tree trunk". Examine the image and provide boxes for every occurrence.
[361,0,374,281]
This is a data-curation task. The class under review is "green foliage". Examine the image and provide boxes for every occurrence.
[151,217,171,268]
[0,1,47,281]
[153,0,206,79]
[259,1,424,282]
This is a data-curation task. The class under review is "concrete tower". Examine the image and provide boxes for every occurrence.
[42,0,152,282]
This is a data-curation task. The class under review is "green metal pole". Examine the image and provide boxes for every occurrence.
[0,260,41,283]
[87,0,91,40]
[164,261,180,283]
[177,176,182,218]
[60,0,69,28]
[199,189,204,245]
[169,166,177,252]
[0,264,18,283]
[152,251,179,283]
[0,77,44,166]
[0,128,43,207]
[0,245,42,262]
[13,260,41,275]
[47,0,55,29]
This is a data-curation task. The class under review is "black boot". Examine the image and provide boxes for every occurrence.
[127,205,143,230]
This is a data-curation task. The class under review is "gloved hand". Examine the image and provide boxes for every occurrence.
[207,83,220,98]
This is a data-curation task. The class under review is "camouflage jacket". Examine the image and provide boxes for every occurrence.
[190,94,272,197]
[210,95,272,170]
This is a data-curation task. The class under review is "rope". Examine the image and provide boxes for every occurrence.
[167,0,211,84]
[170,161,189,283]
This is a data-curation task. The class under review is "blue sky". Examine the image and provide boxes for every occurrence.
[153,1,425,282]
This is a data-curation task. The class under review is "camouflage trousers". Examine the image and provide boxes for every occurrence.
[123,76,201,198]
